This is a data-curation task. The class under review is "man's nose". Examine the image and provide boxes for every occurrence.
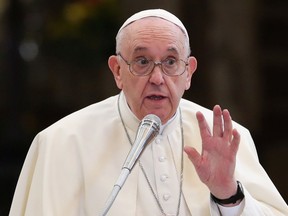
[149,63,165,85]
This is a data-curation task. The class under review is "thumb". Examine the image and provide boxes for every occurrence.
[184,146,201,167]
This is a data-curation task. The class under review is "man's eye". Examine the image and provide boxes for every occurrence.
[135,58,150,66]
[165,58,177,66]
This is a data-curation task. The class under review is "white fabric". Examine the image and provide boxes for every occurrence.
[117,9,189,40]
[217,200,245,216]
[120,93,191,215]
[9,92,288,215]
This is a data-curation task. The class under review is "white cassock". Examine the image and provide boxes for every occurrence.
[9,92,288,215]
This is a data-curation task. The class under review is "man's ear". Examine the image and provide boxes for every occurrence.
[185,56,197,90]
[108,55,123,89]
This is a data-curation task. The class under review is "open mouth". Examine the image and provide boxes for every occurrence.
[147,95,166,100]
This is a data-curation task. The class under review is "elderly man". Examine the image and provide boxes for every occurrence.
[9,9,288,216]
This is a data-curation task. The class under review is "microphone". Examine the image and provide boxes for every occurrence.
[100,114,161,216]
[122,114,161,171]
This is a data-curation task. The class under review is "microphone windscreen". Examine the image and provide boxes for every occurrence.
[123,114,161,170]
[141,114,161,135]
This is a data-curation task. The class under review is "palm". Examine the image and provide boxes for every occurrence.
[184,105,241,198]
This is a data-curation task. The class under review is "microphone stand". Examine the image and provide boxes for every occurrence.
[99,114,161,216]
[100,168,130,216]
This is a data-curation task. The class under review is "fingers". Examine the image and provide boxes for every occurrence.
[230,128,241,153]
[213,105,223,137]
[213,105,233,141]
[197,105,238,144]
[184,146,201,166]
[222,109,233,142]
[196,111,211,139]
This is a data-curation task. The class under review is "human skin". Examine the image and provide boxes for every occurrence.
[108,17,197,124]
[108,17,241,205]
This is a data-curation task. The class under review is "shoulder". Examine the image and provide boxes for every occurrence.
[179,98,250,133]
[180,98,257,154]
[180,98,211,113]
[179,98,213,120]
[40,94,119,135]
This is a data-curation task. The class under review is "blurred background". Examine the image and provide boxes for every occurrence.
[0,0,287,214]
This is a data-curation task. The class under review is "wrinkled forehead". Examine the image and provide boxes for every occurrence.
[117,9,189,41]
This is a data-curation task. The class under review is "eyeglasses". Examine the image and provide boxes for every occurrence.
[117,52,188,77]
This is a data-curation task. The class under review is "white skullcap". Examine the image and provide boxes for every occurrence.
[117,9,189,40]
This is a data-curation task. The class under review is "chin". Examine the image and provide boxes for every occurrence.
[151,112,170,124]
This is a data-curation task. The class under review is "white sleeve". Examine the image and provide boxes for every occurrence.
[217,200,245,216]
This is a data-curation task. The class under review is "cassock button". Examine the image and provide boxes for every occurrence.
[158,156,166,162]
[155,138,161,144]
[160,174,168,182]
[163,193,171,201]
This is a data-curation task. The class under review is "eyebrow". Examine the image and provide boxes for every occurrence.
[132,46,147,54]
[132,46,180,55]
[167,47,179,55]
